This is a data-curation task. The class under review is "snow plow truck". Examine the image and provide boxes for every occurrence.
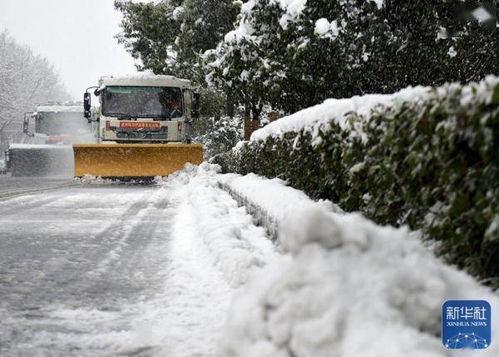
[74,74,203,178]
[6,103,93,177]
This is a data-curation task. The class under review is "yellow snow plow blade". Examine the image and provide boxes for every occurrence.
[73,143,203,178]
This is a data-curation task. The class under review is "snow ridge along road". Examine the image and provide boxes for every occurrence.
[0,168,278,356]
[216,170,499,357]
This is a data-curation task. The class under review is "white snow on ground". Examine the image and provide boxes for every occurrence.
[164,164,279,288]
[31,183,233,356]
[119,167,278,355]
[219,173,342,240]
[0,188,176,356]
[0,166,279,356]
[216,170,499,357]
[3,165,498,356]
[143,166,278,356]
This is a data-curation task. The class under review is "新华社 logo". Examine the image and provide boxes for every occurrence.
[442,300,491,349]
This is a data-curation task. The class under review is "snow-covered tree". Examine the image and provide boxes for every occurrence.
[0,31,69,154]
[116,0,496,136]
[193,115,243,159]
[175,0,239,81]
[115,0,183,75]
[206,0,497,120]
[115,0,238,82]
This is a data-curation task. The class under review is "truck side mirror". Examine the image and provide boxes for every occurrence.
[83,92,91,119]
[4,149,10,170]
[192,92,200,119]
[23,112,32,135]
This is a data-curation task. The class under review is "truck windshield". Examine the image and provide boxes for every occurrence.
[35,112,89,136]
[102,86,183,119]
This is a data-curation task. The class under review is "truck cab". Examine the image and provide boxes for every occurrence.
[24,103,94,144]
[85,75,200,144]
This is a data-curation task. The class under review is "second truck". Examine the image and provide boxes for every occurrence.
[7,102,92,177]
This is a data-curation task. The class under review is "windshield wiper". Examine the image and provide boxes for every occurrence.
[106,113,136,120]
[106,112,171,120]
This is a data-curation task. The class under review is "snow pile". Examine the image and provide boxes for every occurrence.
[250,85,431,142]
[217,172,499,357]
[75,175,154,185]
[219,173,342,239]
[76,174,116,184]
[163,164,279,288]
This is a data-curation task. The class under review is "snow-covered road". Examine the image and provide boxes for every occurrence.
[2,165,497,357]
[0,171,275,356]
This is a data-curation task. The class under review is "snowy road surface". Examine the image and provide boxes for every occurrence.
[0,171,275,356]
[0,176,79,200]
[4,166,496,357]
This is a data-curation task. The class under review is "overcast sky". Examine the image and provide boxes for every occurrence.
[0,0,138,100]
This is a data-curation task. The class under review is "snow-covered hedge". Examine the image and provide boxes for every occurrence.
[214,77,499,283]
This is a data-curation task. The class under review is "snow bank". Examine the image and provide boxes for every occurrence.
[217,171,499,357]
[163,164,279,288]
[219,173,342,239]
